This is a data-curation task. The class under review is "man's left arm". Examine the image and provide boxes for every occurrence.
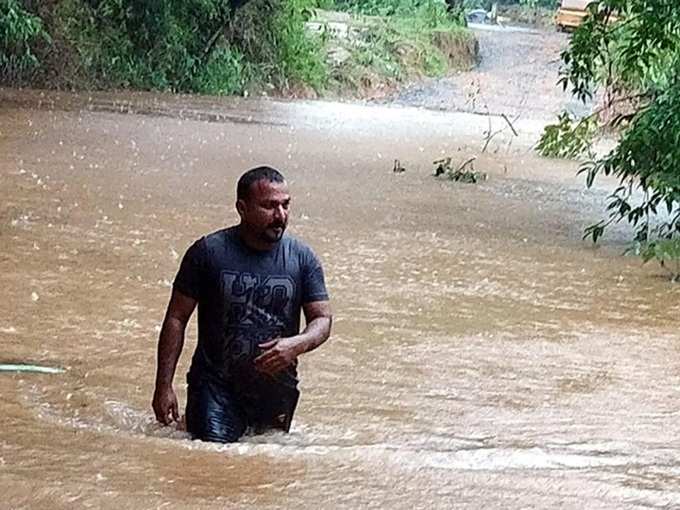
[254,300,332,376]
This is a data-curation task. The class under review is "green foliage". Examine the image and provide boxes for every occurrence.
[539,0,680,255]
[518,0,557,8]
[0,0,51,84]
[56,0,234,90]
[462,0,557,9]
[189,46,248,95]
[579,83,680,244]
[639,238,680,282]
[5,0,471,97]
[336,0,466,22]
[234,0,328,91]
[537,112,598,159]
[329,0,471,93]
[53,0,327,94]
[339,0,439,16]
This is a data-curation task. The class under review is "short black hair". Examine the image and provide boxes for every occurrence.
[236,166,285,200]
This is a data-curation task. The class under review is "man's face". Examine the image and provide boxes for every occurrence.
[238,179,291,244]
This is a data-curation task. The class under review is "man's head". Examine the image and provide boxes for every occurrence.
[236,166,291,249]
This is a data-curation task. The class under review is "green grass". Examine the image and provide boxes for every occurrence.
[326,4,476,96]
[2,0,474,99]
[0,0,51,85]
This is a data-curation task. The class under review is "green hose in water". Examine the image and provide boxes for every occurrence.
[0,364,65,374]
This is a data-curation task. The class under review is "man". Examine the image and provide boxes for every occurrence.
[152,166,332,443]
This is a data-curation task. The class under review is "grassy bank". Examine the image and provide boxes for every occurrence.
[316,7,478,98]
[1,0,477,99]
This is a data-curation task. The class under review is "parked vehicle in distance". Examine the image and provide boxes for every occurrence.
[555,0,593,31]
[466,9,488,24]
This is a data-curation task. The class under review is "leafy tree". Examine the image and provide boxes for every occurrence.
[53,0,326,94]
[538,0,680,255]
[0,0,50,83]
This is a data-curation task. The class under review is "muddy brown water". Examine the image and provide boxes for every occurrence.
[2,88,680,509]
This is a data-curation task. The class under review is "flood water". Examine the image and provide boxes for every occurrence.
[2,88,680,509]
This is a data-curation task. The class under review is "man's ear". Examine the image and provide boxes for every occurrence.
[236,199,246,217]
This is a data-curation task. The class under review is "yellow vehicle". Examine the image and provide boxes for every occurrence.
[555,0,592,31]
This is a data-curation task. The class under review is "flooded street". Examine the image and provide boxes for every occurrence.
[388,25,590,120]
[2,85,680,509]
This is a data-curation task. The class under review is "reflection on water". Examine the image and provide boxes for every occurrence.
[2,88,680,509]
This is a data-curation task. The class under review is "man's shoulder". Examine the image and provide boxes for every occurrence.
[282,233,315,255]
[184,228,238,265]
[201,227,235,249]
[282,234,325,269]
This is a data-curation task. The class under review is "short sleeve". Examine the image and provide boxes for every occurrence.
[173,238,207,301]
[302,248,329,304]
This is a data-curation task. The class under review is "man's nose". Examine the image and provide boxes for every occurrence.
[273,205,286,221]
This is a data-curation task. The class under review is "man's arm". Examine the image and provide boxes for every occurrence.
[152,289,197,425]
[254,300,332,376]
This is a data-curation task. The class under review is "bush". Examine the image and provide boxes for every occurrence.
[228,0,328,92]
[337,0,452,17]
[538,0,680,251]
[328,0,473,95]
[0,0,50,84]
[52,0,327,94]
[189,46,248,95]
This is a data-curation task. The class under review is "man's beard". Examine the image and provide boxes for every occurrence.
[262,223,286,243]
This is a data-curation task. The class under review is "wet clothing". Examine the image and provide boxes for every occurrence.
[173,226,328,442]
[185,375,300,442]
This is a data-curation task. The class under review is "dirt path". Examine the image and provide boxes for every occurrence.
[387,24,590,121]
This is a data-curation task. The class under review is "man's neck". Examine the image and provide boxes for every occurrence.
[236,224,276,252]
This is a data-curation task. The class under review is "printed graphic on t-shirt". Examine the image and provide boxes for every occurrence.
[220,271,295,365]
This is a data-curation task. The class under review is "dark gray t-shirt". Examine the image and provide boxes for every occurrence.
[174,226,328,391]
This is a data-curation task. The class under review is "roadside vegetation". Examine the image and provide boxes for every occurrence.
[0,0,478,98]
[0,0,50,85]
[318,2,477,97]
[537,0,680,279]
[2,0,328,95]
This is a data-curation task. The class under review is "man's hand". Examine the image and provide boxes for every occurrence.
[153,289,196,426]
[254,338,300,376]
[253,302,332,376]
[152,384,179,425]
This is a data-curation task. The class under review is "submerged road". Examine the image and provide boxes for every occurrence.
[388,24,591,120]
[2,86,680,509]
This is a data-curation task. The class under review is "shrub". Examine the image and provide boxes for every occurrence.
[0,0,51,84]
[53,0,327,94]
[538,0,680,249]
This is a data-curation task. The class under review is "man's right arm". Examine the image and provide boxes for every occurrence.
[152,289,197,425]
